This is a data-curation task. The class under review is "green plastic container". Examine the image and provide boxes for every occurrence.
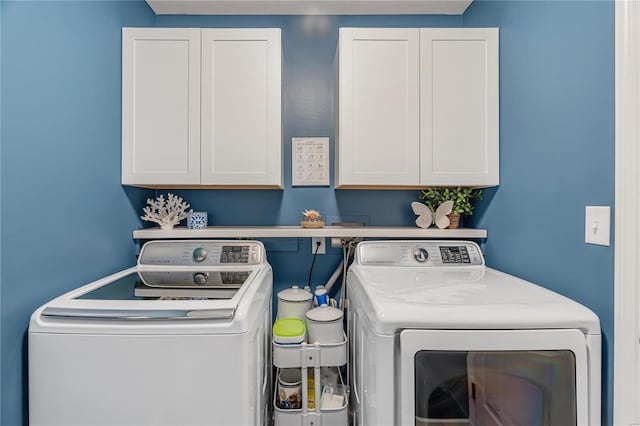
[273,318,306,344]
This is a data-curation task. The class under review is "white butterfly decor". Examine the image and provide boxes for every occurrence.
[411,200,454,229]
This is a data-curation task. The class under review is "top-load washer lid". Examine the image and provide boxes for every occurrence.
[40,240,267,321]
[348,240,600,335]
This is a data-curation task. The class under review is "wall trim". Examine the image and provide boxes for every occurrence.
[614,0,640,424]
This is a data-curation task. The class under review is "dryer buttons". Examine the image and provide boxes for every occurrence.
[413,247,429,263]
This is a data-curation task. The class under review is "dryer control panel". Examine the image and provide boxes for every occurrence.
[138,240,264,267]
[356,240,484,267]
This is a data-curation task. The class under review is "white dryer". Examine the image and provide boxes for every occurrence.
[29,240,272,426]
[347,240,601,426]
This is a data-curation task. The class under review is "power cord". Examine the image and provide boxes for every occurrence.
[307,240,322,288]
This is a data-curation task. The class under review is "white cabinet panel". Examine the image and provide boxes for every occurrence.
[420,28,499,186]
[337,28,420,187]
[336,27,499,188]
[122,28,282,188]
[201,29,282,187]
[122,28,201,186]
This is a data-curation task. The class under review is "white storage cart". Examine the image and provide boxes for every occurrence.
[273,335,348,426]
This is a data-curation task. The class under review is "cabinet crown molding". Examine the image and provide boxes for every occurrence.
[145,0,472,16]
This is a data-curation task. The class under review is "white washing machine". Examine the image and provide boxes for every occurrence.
[29,240,272,426]
[347,240,601,426]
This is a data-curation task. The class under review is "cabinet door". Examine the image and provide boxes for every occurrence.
[122,28,201,186]
[201,29,282,187]
[420,28,499,186]
[337,28,420,187]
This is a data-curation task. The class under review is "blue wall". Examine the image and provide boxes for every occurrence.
[464,1,615,425]
[0,1,615,425]
[1,2,155,424]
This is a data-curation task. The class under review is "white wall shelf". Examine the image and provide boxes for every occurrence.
[145,0,473,16]
[132,226,487,240]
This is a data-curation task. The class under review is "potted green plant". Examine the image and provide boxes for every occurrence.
[418,187,483,229]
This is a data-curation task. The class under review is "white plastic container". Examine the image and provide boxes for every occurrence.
[305,304,344,344]
[277,286,313,321]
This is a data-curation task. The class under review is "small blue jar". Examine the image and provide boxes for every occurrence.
[187,211,208,229]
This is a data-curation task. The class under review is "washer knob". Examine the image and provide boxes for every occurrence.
[413,247,429,263]
[192,247,208,263]
[193,273,209,285]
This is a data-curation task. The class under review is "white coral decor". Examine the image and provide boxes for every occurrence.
[141,193,193,230]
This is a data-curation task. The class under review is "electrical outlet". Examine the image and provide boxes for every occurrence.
[312,237,326,254]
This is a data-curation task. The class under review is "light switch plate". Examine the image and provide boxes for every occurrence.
[585,206,610,246]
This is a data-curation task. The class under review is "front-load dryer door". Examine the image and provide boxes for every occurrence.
[400,329,590,426]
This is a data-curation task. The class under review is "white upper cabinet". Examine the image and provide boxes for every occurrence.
[337,28,420,186]
[122,28,201,186]
[336,27,499,188]
[420,28,499,186]
[122,27,282,188]
[201,29,282,186]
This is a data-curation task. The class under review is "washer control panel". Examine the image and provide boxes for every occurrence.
[357,241,484,267]
[439,246,471,264]
[139,241,263,267]
[138,270,251,287]
[220,245,251,264]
